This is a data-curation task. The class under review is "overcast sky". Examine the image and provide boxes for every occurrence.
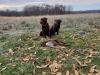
[0,0,100,11]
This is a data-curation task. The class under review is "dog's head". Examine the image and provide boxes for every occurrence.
[40,17,48,25]
[54,19,62,25]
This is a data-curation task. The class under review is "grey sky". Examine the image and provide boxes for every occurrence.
[0,0,100,10]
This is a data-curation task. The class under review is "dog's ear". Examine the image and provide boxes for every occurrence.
[44,17,47,21]
[54,19,62,24]
[40,17,48,24]
[54,19,58,24]
[41,17,47,21]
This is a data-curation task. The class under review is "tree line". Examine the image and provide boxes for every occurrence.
[0,4,73,16]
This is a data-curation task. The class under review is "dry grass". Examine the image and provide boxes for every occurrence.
[0,13,100,36]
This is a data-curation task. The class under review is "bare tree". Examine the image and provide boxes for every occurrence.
[0,4,73,16]
[66,5,73,14]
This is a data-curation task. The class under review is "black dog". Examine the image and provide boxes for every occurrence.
[50,19,62,36]
[40,17,50,38]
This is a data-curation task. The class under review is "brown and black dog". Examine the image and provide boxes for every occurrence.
[40,17,50,38]
[50,19,62,36]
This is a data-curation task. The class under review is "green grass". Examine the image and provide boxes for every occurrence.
[0,29,99,75]
[92,57,100,69]
[0,14,100,75]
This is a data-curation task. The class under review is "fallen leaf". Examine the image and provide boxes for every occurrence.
[74,58,88,67]
[36,64,49,69]
[22,55,30,62]
[36,57,52,69]
[22,57,30,61]
[49,60,62,74]
[27,47,33,50]
[43,57,52,65]
[72,64,80,75]
[66,71,70,75]
[89,66,100,75]
[9,49,14,55]
[74,70,80,75]
[84,59,92,64]
[90,50,99,56]
[12,64,16,67]
[95,69,100,75]
[89,65,96,73]
[42,71,46,75]
[90,43,96,49]
[0,63,2,65]
[0,67,7,72]
[68,49,74,57]
[56,72,62,75]
[88,73,92,75]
